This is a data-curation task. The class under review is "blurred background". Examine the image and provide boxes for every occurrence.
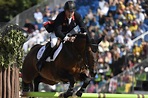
[0,0,148,94]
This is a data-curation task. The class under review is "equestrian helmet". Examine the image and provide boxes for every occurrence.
[64,1,76,12]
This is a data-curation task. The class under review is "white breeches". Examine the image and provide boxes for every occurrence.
[50,33,58,48]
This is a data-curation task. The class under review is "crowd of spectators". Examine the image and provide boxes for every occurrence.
[22,0,148,93]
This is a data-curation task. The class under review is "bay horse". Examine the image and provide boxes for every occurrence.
[22,33,97,98]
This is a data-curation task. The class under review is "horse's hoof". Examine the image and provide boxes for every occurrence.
[64,92,73,98]
[22,88,30,92]
[59,93,64,98]
[59,92,73,98]
[76,91,82,97]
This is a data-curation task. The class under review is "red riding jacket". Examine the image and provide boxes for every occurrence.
[54,11,87,40]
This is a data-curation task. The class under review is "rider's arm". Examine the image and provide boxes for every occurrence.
[54,12,65,40]
[75,12,87,33]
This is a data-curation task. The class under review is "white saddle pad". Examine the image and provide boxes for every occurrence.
[37,43,63,62]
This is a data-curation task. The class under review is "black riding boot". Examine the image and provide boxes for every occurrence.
[37,43,52,71]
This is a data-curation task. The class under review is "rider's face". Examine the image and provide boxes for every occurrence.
[65,10,74,18]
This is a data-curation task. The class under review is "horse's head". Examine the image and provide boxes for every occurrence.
[65,33,96,77]
[71,33,101,53]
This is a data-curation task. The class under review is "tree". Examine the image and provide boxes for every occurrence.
[0,24,26,98]
[0,0,41,22]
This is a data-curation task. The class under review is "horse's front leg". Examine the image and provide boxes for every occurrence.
[76,73,91,97]
[65,77,75,97]
[59,73,75,98]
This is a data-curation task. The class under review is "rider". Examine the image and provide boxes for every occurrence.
[54,0,87,41]
[37,1,88,71]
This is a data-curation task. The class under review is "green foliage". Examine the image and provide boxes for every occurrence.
[135,73,147,81]
[0,0,42,22]
[0,25,26,68]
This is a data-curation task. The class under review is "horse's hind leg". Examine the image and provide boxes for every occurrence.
[22,81,34,92]
[76,73,91,97]
[22,59,38,91]
[22,81,30,92]
[33,75,41,91]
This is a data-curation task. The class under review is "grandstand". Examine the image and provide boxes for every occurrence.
[8,0,148,94]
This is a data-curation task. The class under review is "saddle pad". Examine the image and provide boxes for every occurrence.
[37,43,63,62]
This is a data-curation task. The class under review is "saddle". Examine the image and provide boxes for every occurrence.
[37,40,62,62]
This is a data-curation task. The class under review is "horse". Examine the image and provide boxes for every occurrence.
[22,33,97,98]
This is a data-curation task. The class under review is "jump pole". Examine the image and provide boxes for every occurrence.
[21,92,148,98]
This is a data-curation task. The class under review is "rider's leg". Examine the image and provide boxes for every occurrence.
[36,33,58,71]
[50,33,58,59]
[37,42,52,71]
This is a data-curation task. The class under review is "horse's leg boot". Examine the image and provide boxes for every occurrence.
[37,43,52,71]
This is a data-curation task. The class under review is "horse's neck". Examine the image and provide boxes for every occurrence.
[75,40,87,55]
[61,35,87,61]
[63,42,84,61]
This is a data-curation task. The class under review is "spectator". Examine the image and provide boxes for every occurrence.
[98,0,107,10]
[125,36,133,50]
[32,25,40,36]
[108,0,118,16]
[87,9,94,20]
[139,21,148,32]
[44,5,51,13]
[51,10,59,20]
[114,32,124,44]
[136,6,145,23]
[89,17,99,27]
[98,75,107,88]
[100,36,110,52]
[112,44,121,55]
[97,2,109,17]
[43,6,52,22]
[141,41,148,58]
[87,82,96,93]
[125,10,134,21]
[105,16,115,27]
[118,1,125,12]
[125,26,132,38]
[34,8,43,24]
[107,26,114,36]
[23,19,35,34]
[129,21,138,33]
[58,3,64,12]
[127,59,134,69]
[36,27,47,44]
[132,44,142,56]
[134,26,144,38]
[104,51,112,64]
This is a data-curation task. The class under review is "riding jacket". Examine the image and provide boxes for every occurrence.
[54,11,87,40]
